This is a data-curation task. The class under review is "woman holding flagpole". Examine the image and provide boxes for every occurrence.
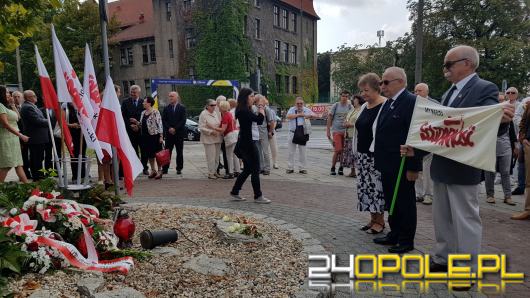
[0,85,29,183]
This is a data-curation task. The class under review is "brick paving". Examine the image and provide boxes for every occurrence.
[7,126,530,297]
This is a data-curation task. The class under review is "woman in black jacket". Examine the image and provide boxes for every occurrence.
[230,88,271,203]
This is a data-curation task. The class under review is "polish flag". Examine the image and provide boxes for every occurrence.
[35,45,74,156]
[83,44,112,160]
[51,25,104,162]
[97,76,143,196]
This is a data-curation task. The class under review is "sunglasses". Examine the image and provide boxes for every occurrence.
[379,78,400,86]
[296,102,304,105]
[443,58,467,69]
[209,104,217,107]
[506,92,517,95]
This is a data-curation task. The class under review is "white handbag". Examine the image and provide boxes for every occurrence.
[224,130,239,146]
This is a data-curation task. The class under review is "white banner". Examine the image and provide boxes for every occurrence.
[405,96,505,172]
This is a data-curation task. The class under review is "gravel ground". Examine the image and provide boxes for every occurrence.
[8,206,307,297]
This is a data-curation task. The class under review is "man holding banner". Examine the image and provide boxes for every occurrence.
[401,45,514,291]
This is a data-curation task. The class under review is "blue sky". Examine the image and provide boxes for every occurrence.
[314,0,412,53]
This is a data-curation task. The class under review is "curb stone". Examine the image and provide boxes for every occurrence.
[123,202,327,297]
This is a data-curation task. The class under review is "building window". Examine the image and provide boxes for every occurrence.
[273,6,279,27]
[275,74,282,93]
[281,9,288,29]
[122,81,130,93]
[290,45,297,64]
[188,68,195,80]
[142,45,149,63]
[168,39,174,58]
[243,15,248,35]
[285,76,290,94]
[255,18,261,39]
[290,12,297,32]
[274,40,280,61]
[254,0,260,7]
[185,28,196,49]
[183,0,193,10]
[165,1,171,21]
[283,42,289,63]
[142,44,156,63]
[144,79,151,96]
[292,76,298,94]
[120,47,133,65]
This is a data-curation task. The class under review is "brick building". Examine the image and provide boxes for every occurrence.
[108,0,319,107]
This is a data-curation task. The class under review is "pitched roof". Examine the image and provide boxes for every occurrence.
[108,0,154,42]
[280,0,320,19]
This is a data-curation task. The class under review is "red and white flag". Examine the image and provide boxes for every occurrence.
[405,96,505,172]
[97,76,143,196]
[51,25,104,162]
[83,44,113,160]
[35,46,75,156]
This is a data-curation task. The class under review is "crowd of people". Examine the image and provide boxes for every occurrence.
[1,44,529,291]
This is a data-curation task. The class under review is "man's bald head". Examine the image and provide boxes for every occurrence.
[23,90,37,104]
[381,67,408,99]
[168,91,180,104]
[443,45,480,83]
[414,83,429,98]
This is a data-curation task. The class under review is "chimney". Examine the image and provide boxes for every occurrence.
[139,12,145,23]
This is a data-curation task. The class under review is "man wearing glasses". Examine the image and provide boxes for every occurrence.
[402,45,515,291]
[372,67,422,254]
[326,90,353,175]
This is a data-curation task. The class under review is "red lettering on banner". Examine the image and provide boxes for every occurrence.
[64,71,88,118]
[88,75,101,104]
[419,116,476,148]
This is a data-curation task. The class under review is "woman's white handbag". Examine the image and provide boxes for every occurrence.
[224,130,239,146]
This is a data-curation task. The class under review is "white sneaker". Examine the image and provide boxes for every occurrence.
[273,164,279,169]
[230,194,246,201]
[422,196,433,205]
[254,196,271,204]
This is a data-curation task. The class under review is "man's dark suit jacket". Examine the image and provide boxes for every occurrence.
[20,101,50,145]
[431,74,499,185]
[162,103,187,137]
[121,97,144,135]
[374,89,422,174]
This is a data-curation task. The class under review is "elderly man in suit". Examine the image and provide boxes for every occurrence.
[20,90,50,181]
[121,85,148,175]
[402,45,514,291]
[372,67,422,254]
[162,91,187,175]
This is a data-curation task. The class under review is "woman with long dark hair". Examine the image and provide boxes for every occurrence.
[230,88,270,203]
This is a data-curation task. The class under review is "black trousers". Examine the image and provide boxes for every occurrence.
[128,132,148,171]
[163,134,184,172]
[231,141,262,199]
[381,169,417,246]
[21,141,31,179]
[220,141,229,175]
[28,144,46,181]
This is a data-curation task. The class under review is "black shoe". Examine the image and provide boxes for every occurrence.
[176,170,182,175]
[373,236,397,246]
[262,171,270,175]
[416,196,424,202]
[429,261,448,272]
[286,169,294,174]
[330,168,336,175]
[143,169,149,175]
[338,167,344,175]
[162,169,168,174]
[233,172,240,177]
[388,244,414,254]
[512,187,524,195]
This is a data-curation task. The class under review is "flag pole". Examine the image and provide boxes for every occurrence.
[61,105,68,187]
[389,156,406,216]
[99,0,120,195]
[76,126,84,185]
[46,109,63,187]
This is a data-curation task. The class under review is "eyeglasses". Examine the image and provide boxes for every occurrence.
[506,92,517,95]
[209,104,217,107]
[443,58,467,69]
[379,78,400,86]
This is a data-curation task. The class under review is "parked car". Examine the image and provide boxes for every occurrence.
[275,115,282,130]
[185,119,200,141]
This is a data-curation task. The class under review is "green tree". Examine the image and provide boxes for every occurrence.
[0,0,119,93]
[317,51,331,102]
[402,0,530,97]
[0,0,61,72]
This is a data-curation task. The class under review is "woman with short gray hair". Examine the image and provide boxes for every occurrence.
[199,99,223,179]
